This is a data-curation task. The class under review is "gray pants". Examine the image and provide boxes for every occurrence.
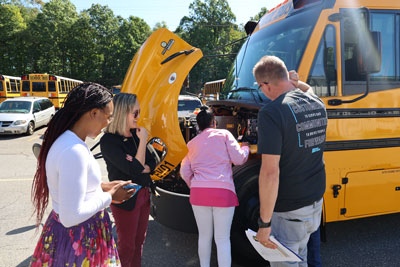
[270,198,323,267]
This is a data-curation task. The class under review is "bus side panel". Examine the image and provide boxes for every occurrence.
[324,147,400,223]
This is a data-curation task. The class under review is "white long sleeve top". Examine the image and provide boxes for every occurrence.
[46,130,112,227]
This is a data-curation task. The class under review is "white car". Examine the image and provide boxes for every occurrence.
[0,97,55,135]
[177,95,202,119]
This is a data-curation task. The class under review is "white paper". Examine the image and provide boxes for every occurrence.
[245,229,303,262]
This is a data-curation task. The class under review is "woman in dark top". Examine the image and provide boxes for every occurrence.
[100,93,156,267]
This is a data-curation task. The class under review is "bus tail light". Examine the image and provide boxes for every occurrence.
[49,75,56,81]
[0,76,4,81]
[21,75,29,80]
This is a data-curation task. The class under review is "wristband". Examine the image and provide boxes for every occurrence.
[258,217,271,228]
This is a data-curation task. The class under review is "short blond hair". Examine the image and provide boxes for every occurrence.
[253,56,289,84]
[105,93,137,136]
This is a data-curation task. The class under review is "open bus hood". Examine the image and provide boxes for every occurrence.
[121,28,203,180]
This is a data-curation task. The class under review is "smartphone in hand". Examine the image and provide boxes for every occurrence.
[123,184,142,198]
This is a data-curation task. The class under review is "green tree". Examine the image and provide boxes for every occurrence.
[28,0,78,74]
[250,7,268,21]
[84,4,120,86]
[115,16,151,85]
[68,11,99,81]
[0,4,29,75]
[153,21,168,31]
[175,0,245,93]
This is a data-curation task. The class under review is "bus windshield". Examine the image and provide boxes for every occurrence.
[225,7,320,93]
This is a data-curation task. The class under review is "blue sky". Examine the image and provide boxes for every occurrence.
[61,0,283,30]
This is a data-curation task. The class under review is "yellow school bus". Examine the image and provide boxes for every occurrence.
[21,74,83,109]
[120,0,400,263]
[201,79,225,103]
[0,75,21,103]
[111,85,121,95]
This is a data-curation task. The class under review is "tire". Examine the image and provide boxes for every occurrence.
[26,121,35,135]
[231,159,268,267]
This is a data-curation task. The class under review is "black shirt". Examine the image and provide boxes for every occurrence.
[100,130,156,211]
[257,89,327,212]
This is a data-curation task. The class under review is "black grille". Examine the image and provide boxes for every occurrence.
[0,121,13,127]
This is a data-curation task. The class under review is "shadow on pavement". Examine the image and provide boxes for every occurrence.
[16,256,31,267]
[0,134,27,140]
[6,225,37,235]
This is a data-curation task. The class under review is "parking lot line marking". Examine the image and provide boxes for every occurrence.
[27,136,39,142]
[0,178,33,182]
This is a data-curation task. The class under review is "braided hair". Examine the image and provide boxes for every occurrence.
[196,106,214,131]
[31,82,112,226]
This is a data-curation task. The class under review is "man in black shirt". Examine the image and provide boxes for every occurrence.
[253,56,327,266]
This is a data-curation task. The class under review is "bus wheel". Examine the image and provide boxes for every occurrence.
[231,160,268,266]
[26,121,35,135]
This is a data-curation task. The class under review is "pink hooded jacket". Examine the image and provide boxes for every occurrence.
[180,128,249,194]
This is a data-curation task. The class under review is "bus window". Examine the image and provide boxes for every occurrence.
[342,10,367,85]
[370,13,396,81]
[6,81,11,92]
[22,81,30,92]
[10,79,18,92]
[0,81,3,91]
[48,81,56,92]
[342,10,399,95]
[307,25,337,97]
[61,80,66,92]
[16,80,20,92]
[32,82,46,92]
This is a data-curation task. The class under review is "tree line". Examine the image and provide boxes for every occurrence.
[0,0,267,92]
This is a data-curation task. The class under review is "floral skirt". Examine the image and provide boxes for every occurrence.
[30,210,120,267]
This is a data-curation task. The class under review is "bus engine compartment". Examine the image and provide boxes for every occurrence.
[154,100,261,195]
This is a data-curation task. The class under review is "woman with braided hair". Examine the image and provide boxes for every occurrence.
[30,83,134,267]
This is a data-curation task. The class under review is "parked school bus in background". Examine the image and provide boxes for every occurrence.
[121,0,400,264]
[201,78,225,103]
[111,85,121,95]
[21,74,82,109]
[0,75,21,103]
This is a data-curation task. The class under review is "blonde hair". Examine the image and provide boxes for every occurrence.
[253,55,289,84]
[105,93,137,135]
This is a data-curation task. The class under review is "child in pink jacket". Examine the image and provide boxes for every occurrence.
[180,106,249,267]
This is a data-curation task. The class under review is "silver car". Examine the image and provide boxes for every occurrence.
[0,97,55,135]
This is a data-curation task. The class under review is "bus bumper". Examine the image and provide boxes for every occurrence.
[151,186,198,233]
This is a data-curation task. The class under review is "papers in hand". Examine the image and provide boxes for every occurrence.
[245,229,303,262]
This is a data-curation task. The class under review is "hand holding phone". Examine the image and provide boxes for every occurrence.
[123,184,142,198]
[112,184,142,204]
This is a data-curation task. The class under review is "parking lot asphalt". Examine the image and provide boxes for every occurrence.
[1,126,399,267]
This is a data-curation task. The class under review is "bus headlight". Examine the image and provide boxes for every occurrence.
[14,120,27,125]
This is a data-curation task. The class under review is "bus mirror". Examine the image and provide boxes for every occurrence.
[357,31,381,74]
[244,21,258,36]
[147,137,168,167]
